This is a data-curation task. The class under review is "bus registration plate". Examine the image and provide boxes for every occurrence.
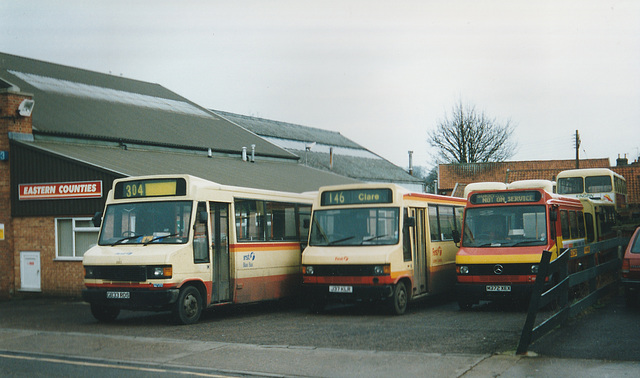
[486,285,511,292]
[329,285,353,293]
[106,291,130,299]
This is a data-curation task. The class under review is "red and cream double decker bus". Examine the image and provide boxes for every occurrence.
[302,183,466,315]
[455,181,587,309]
[82,175,313,324]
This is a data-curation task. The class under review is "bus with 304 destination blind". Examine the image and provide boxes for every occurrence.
[302,183,466,315]
[82,175,313,324]
[455,180,594,309]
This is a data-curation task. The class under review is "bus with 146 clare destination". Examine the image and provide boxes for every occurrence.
[455,180,598,309]
[82,175,313,324]
[302,183,466,315]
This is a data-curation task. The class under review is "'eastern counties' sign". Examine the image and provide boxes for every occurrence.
[19,181,103,200]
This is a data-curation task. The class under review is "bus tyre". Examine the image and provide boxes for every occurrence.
[389,281,408,315]
[90,303,120,322]
[173,286,202,325]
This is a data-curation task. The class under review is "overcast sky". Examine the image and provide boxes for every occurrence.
[2,0,639,169]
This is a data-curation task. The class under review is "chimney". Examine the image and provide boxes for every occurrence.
[251,144,255,163]
[242,147,247,162]
[616,153,628,167]
[408,151,414,175]
[329,147,334,170]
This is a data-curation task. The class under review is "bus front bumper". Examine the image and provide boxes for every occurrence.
[456,282,534,304]
[302,283,394,303]
[82,287,180,311]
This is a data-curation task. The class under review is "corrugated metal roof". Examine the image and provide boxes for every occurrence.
[16,139,359,193]
[0,52,294,160]
[213,110,423,185]
[214,110,361,149]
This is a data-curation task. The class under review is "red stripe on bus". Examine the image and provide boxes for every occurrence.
[303,275,396,285]
[457,275,537,283]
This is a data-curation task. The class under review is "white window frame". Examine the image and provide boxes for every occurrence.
[55,217,99,261]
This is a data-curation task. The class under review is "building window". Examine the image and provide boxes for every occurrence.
[56,218,99,260]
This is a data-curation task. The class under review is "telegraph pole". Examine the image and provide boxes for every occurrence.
[574,130,581,169]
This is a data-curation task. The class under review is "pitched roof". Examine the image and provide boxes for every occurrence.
[213,110,423,185]
[14,139,358,193]
[0,52,295,160]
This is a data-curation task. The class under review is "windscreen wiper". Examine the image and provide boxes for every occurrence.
[143,233,179,246]
[112,234,142,246]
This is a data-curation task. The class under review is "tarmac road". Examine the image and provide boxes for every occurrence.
[0,290,638,377]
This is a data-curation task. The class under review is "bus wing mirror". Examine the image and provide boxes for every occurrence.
[198,211,208,223]
[452,229,461,244]
[92,212,102,228]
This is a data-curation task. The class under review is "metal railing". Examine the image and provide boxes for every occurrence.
[516,236,628,355]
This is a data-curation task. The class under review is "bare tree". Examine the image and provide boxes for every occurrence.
[428,100,517,163]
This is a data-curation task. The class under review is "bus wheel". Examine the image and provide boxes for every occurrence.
[90,304,120,322]
[389,281,408,315]
[173,286,202,325]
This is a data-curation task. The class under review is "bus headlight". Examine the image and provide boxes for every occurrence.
[304,266,314,275]
[148,265,172,279]
[531,265,539,274]
[374,265,384,275]
[458,265,469,275]
[84,266,95,278]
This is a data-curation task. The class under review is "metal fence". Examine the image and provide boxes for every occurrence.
[516,236,628,355]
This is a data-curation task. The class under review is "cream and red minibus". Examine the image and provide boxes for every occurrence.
[83,174,313,324]
[302,183,466,314]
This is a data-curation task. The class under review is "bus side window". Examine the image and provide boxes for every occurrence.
[576,211,586,239]
[438,206,455,240]
[235,200,265,241]
[584,213,595,243]
[298,205,311,243]
[568,211,579,238]
[403,209,412,262]
[454,207,463,234]
[266,202,299,241]
[560,210,570,239]
[428,205,440,241]
[193,202,209,263]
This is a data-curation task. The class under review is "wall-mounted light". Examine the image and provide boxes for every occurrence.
[18,99,35,117]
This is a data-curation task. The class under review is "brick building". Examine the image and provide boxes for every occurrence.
[438,158,640,215]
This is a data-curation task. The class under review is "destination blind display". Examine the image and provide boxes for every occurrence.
[321,188,392,206]
[470,190,542,205]
[115,178,187,199]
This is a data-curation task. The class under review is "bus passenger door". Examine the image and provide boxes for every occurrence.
[210,202,230,303]
[412,208,428,295]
